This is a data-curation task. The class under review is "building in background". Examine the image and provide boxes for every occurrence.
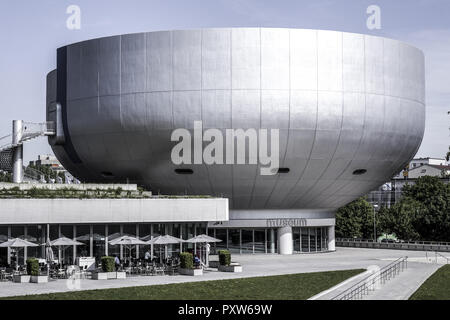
[367,157,449,208]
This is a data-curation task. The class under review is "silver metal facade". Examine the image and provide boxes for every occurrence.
[46,28,426,210]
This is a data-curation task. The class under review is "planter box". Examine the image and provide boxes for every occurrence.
[92,271,126,280]
[209,261,220,268]
[218,265,242,273]
[30,275,48,283]
[13,275,31,283]
[179,268,203,276]
[92,272,108,280]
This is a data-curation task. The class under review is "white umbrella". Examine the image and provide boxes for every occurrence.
[0,238,38,271]
[50,236,85,266]
[51,237,85,247]
[0,238,38,248]
[146,235,185,263]
[108,236,147,261]
[185,234,222,267]
[185,234,222,243]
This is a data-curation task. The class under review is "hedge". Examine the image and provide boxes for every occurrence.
[180,252,194,269]
[101,256,115,272]
[218,250,231,266]
[26,258,39,276]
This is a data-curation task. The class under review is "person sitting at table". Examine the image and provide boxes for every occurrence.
[194,255,200,268]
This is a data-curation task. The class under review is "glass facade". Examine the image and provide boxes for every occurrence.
[0,223,331,268]
[210,227,329,254]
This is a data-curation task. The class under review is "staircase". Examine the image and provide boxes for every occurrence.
[0,120,55,182]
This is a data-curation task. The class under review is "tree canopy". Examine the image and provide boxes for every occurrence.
[336,176,450,241]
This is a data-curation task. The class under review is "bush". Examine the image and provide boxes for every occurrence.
[218,250,231,266]
[101,256,115,272]
[26,258,39,276]
[180,252,193,269]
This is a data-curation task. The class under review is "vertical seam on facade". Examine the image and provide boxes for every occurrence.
[201,30,215,195]
[230,28,234,207]
[300,32,346,206]
[283,29,320,208]
[171,31,174,129]
[249,28,262,209]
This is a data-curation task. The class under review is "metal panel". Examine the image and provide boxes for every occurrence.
[261,28,289,90]
[317,30,342,92]
[232,28,260,90]
[173,30,202,91]
[121,33,146,94]
[146,31,173,92]
[202,28,231,90]
[290,29,317,91]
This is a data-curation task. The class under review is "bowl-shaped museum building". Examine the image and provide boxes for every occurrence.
[45,28,425,254]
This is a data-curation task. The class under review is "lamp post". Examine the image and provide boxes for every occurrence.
[373,204,379,242]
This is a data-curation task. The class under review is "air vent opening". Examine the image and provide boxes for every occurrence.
[101,171,114,178]
[277,168,290,174]
[175,168,194,175]
[352,169,367,175]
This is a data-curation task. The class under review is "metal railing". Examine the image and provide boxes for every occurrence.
[0,121,55,152]
[336,238,450,252]
[425,251,450,264]
[332,256,408,300]
[337,238,450,246]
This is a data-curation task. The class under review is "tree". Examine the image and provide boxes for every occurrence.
[402,176,450,241]
[377,197,423,241]
[335,197,375,239]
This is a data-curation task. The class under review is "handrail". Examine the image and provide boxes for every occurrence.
[332,256,408,300]
[337,238,450,246]
[434,251,449,264]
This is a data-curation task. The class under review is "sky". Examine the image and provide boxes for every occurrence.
[0,0,449,163]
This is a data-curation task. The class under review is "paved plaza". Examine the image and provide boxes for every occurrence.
[0,247,447,299]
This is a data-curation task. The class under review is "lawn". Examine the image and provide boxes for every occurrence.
[3,269,364,300]
[409,264,450,300]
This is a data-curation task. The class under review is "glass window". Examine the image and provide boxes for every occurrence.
[107,224,120,258]
[166,223,180,257]
[122,224,136,261]
[301,228,309,252]
[310,228,316,252]
[76,225,90,258]
[228,229,240,254]
[214,229,227,254]
[26,225,45,260]
[0,226,8,267]
[293,228,301,253]
[11,225,25,266]
[138,224,152,259]
[93,225,106,264]
[316,228,322,251]
[241,230,253,254]
[60,225,74,265]
[254,229,266,253]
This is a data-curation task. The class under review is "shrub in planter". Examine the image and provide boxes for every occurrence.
[218,250,231,266]
[101,256,115,272]
[26,258,39,276]
[180,252,193,269]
